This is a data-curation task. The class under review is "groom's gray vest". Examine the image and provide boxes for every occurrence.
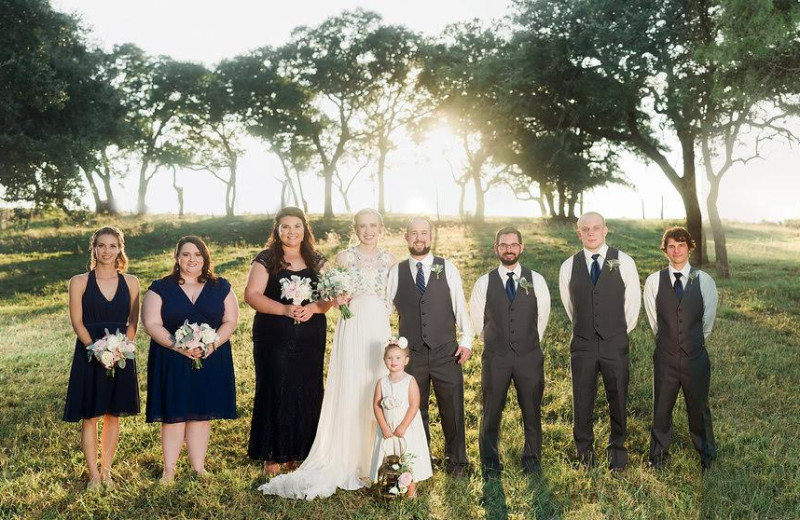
[569,248,627,340]
[655,268,705,355]
[483,266,540,356]
[394,257,457,351]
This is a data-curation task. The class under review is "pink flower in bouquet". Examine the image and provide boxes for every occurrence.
[398,472,413,488]
[184,337,201,350]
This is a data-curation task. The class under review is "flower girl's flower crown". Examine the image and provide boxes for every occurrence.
[385,336,409,349]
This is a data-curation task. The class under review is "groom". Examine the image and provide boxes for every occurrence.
[387,216,473,477]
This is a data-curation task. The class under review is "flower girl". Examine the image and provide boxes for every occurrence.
[369,337,433,498]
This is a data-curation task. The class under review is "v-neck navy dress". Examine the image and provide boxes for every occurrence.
[63,271,140,422]
[145,277,236,423]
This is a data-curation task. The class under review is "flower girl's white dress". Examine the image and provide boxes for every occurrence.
[369,373,433,483]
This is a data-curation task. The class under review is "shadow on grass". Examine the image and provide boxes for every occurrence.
[481,477,509,520]
[527,474,562,520]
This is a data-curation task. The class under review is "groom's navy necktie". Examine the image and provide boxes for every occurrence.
[590,254,601,285]
[416,262,426,294]
[505,272,516,302]
[674,272,684,300]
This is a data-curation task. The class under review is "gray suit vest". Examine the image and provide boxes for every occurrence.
[483,267,540,356]
[655,268,705,355]
[569,248,627,340]
[394,257,457,351]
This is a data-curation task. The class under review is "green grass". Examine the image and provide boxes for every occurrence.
[1,214,799,519]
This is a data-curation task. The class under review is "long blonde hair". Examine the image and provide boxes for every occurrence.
[89,226,128,272]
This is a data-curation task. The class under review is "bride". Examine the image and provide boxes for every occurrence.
[258,208,396,499]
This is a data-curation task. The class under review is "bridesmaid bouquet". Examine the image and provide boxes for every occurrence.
[279,275,315,324]
[86,329,136,377]
[173,320,218,369]
[316,268,355,320]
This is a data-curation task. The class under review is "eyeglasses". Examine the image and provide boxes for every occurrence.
[497,243,521,251]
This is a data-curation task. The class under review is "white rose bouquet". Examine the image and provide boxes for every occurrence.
[86,328,136,377]
[173,320,219,369]
[280,275,315,324]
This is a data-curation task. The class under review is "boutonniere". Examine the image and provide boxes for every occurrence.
[430,264,443,280]
[518,277,532,295]
[687,271,700,285]
[606,259,620,271]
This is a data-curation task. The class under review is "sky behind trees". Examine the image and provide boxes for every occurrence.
[49,0,800,222]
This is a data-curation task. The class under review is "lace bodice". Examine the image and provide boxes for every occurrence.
[335,247,395,299]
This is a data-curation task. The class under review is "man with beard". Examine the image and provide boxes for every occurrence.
[469,226,550,478]
[386,216,473,477]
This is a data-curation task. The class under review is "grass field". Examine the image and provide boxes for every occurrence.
[0,214,799,519]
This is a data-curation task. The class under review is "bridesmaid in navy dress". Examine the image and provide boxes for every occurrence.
[142,236,238,483]
[244,207,332,476]
[64,226,140,490]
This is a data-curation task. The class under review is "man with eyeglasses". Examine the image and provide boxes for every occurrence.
[558,212,641,471]
[470,226,550,478]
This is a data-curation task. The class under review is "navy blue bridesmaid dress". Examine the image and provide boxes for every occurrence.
[63,271,140,422]
[145,277,236,423]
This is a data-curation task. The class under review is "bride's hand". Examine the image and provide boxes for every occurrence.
[381,426,394,439]
[333,295,351,307]
[393,425,407,438]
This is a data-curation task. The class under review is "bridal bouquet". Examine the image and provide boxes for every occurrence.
[86,329,136,377]
[316,268,355,320]
[280,275,315,324]
[173,320,218,369]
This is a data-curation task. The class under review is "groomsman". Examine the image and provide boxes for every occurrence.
[387,216,474,477]
[470,226,550,478]
[643,226,717,471]
[559,211,641,470]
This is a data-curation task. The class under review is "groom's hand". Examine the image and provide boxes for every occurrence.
[454,346,471,364]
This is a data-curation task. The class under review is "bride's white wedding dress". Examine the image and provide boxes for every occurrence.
[258,246,395,500]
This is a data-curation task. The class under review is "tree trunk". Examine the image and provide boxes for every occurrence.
[171,168,184,218]
[136,159,151,215]
[275,153,302,210]
[98,152,117,215]
[567,191,578,219]
[323,167,334,218]
[280,180,288,208]
[535,182,548,216]
[81,166,104,214]
[707,194,729,277]
[544,189,555,218]
[377,140,389,214]
[225,157,237,217]
[458,182,466,220]
[706,171,730,278]
[470,167,485,223]
[677,135,704,266]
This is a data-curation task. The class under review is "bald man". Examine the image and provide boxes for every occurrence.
[386,216,473,477]
[559,212,641,471]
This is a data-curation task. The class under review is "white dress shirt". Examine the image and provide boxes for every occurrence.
[558,243,641,333]
[469,264,550,341]
[643,264,718,339]
[386,253,474,349]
